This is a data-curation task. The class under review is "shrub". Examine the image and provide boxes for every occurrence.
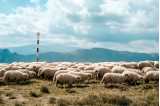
[40,85,50,93]
[30,91,41,97]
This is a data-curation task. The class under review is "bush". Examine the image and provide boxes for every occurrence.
[30,91,41,97]
[40,85,50,93]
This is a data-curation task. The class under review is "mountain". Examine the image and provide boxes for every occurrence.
[0,48,158,63]
[9,44,78,55]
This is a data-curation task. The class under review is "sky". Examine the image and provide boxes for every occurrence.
[0,0,159,53]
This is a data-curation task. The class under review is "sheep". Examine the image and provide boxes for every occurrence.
[53,70,70,82]
[3,70,29,82]
[142,67,158,73]
[127,68,143,76]
[144,71,159,83]
[55,73,81,87]
[68,71,92,83]
[4,65,23,71]
[138,61,153,69]
[101,73,125,85]
[0,69,7,77]
[38,67,58,80]
[56,66,67,70]
[85,66,95,70]
[83,70,97,79]
[154,61,159,68]
[121,62,138,69]
[26,63,43,73]
[111,66,127,73]
[78,66,85,70]
[122,71,143,85]
[18,69,37,79]
[95,67,111,80]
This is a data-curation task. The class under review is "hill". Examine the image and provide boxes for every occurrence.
[0,48,158,63]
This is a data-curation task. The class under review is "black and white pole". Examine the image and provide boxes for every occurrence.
[36,32,40,62]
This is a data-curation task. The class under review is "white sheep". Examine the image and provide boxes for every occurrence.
[95,67,111,79]
[26,63,42,73]
[142,67,158,73]
[127,68,143,76]
[85,66,95,70]
[101,73,125,84]
[154,61,159,68]
[83,70,97,79]
[3,70,29,82]
[121,62,138,69]
[78,66,85,70]
[144,71,159,83]
[122,71,143,85]
[138,61,154,69]
[4,65,23,70]
[53,70,70,82]
[68,71,92,82]
[38,67,58,80]
[0,69,7,77]
[55,73,81,87]
[111,66,127,73]
[19,69,37,79]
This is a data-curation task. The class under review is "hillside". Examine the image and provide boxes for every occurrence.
[0,48,158,63]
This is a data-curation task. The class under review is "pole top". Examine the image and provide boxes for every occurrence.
[37,32,40,36]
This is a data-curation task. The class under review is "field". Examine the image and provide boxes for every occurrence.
[0,79,159,106]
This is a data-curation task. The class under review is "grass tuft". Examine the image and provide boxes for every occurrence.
[29,91,41,97]
[40,85,50,93]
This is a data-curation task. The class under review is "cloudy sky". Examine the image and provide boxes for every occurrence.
[0,0,159,53]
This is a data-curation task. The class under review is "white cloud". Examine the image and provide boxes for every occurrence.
[0,0,158,53]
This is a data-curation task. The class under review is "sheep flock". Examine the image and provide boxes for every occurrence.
[0,61,159,87]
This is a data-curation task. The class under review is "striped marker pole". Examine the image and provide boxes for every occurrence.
[36,32,40,62]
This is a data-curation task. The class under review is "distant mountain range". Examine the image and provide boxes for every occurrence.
[0,48,158,63]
